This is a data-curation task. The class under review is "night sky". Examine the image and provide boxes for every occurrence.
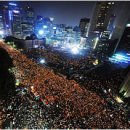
[1,1,95,26]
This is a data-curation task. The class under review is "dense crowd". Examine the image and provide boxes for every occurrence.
[25,48,125,95]
[0,41,130,129]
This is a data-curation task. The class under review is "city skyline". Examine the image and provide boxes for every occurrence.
[1,1,130,129]
[1,1,95,26]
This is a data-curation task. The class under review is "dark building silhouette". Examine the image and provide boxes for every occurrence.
[89,1,115,33]
[79,18,90,38]
[24,6,35,24]
[114,23,130,53]
[111,2,130,40]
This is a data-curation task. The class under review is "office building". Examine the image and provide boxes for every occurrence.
[0,9,4,38]
[22,6,35,39]
[114,23,130,53]
[24,6,34,24]
[2,3,22,38]
[21,22,34,39]
[8,3,22,38]
[100,14,116,40]
[107,14,116,33]
[89,2,115,33]
[79,18,90,38]
[111,2,130,40]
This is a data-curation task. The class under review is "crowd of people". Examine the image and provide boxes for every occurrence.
[25,47,125,95]
[0,41,130,129]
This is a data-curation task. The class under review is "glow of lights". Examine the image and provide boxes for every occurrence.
[93,37,99,49]
[40,59,45,64]
[53,27,57,30]
[9,10,12,20]
[50,17,54,21]
[15,79,20,86]
[0,30,4,35]
[31,86,34,90]
[126,24,130,27]
[93,59,99,65]
[38,30,44,35]
[94,31,99,33]
[13,10,20,13]
[71,47,79,54]
[127,53,130,56]
[9,3,17,6]
[34,45,38,48]
[115,96,123,103]
[43,25,47,29]
[115,54,124,60]
[109,53,130,64]
[109,32,112,39]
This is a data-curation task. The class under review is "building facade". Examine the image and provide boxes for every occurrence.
[2,3,22,38]
[22,6,35,39]
[114,23,130,53]
[89,2,115,33]
[79,18,90,38]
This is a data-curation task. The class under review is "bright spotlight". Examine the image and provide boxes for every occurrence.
[71,47,79,54]
[0,30,4,35]
[40,59,45,64]
[38,30,44,35]
[53,27,57,30]
[43,25,47,29]
[34,45,38,48]
[115,54,124,60]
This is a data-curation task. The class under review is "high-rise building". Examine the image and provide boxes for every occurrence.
[79,18,90,38]
[2,3,22,38]
[111,2,130,40]
[1,5,11,36]
[9,3,22,38]
[114,23,130,53]
[89,1,115,33]
[100,14,116,40]
[0,9,4,38]
[24,6,34,24]
[21,6,35,39]
[107,14,116,32]
[21,22,34,39]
